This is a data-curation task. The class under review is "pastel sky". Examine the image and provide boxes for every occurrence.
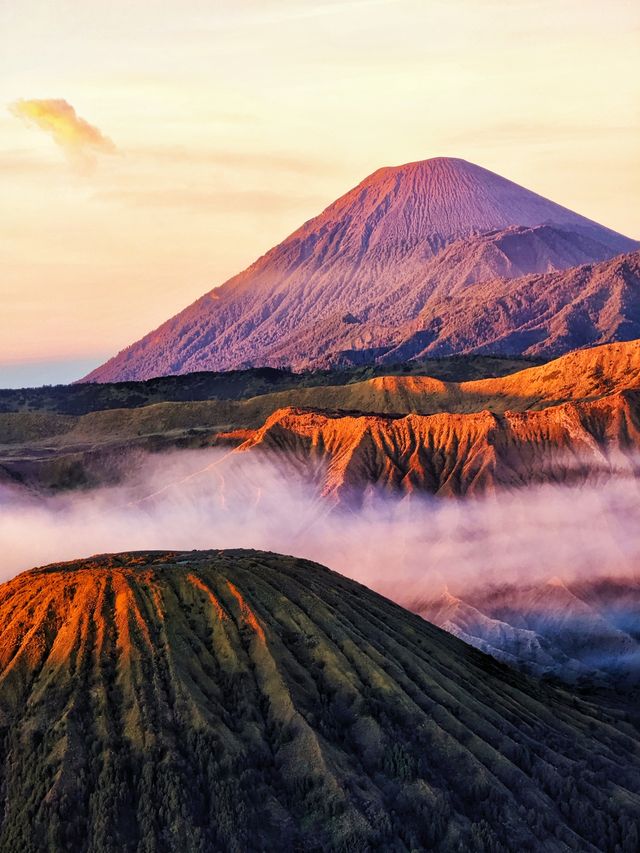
[1,0,639,387]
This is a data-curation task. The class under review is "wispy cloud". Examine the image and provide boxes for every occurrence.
[0,149,59,175]
[2,449,640,597]
[9,98,116,169]
[259,0,399,22]
[441,120,640,149]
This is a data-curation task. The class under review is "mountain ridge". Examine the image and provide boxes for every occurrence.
[4,340,640,496]
[234,390,640,499]
[416,576,640,686]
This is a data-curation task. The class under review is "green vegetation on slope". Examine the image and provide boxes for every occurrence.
[0,550,639,852]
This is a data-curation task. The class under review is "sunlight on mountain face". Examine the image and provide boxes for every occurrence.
[84,158,638,382]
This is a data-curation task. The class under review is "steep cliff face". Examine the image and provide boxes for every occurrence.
[1,549,639,852]
[236,391,640,499]
[83,158,637,381]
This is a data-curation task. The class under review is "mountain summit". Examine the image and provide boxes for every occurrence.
[287,157,631,250]
[84,158,638,381]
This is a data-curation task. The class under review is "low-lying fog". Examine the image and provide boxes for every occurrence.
[2,447,640,608]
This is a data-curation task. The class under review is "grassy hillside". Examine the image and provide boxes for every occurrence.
[0,549,639,852]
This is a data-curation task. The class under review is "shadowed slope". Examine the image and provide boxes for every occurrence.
[0,356,532,416]
[84,158,637,381]
[1,549,640,852]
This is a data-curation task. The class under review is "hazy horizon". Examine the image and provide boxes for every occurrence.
[0,355,108,389]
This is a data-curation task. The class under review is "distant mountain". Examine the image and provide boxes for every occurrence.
[84,158,638,382]
[414,589,567,675]
[1,549,640,851]
[416,576,640,686]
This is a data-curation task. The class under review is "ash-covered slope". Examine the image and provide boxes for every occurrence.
[1,549,640,852]
[381,249,640,361]
[84,158,637,381]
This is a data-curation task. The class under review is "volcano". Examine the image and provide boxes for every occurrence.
[83,158,638,382]
[1,549,640,852]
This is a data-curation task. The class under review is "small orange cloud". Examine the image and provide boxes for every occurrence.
[9,98,116,167]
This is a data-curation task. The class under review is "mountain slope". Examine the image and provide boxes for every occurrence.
[414,590,568,676]
[84,158,638,381]
[381,249,640,361]
[1,549,640,852]
[4,340,640,496]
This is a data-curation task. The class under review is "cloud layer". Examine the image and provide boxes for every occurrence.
[1,449,639,612]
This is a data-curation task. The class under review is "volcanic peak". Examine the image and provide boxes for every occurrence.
[306,156,635,250]
[83,158,638,381]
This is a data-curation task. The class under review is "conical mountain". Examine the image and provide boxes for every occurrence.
[84,158,638,382]
[1,549,640,852]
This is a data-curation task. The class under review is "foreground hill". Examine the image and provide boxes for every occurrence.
[84,158,637,381]
[1,549,639,852]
